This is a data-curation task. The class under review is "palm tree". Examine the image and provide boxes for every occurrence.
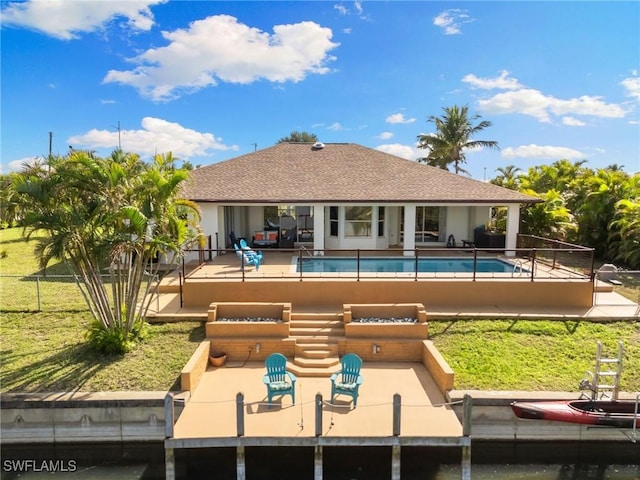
[491,165,522,190]
[519,189,576,241]
[611,197,640,269]
[277,131,318,143]
[13,150,202,353]
[417,105,499,175]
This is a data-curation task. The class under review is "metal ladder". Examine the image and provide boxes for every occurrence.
[579,340,624,400]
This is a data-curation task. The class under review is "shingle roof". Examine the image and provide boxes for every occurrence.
[181,142,539,204]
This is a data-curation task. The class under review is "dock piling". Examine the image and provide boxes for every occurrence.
[461,394,472,480]
[314,445,323,480]
[237,445,246,480]
[236,392,244,437]
[315,393,323,436]
[392,393,401,436]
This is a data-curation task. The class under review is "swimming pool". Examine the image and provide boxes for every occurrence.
[295,256,521,273]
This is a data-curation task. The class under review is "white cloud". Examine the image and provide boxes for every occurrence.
[375,143,419,160]
[462,70,523,90]
[621,74,640,101]
[386,113,416,124]
[1,156,41,174]
[562,116,586,127]
[334,1,367,19]
[433,9,475,35]
[501,144,585,160]
[377,132,394,140]
[327,122,344,131]
[103,15,339,101]
[334,4,348,15]
[478,88,626,123]
[1,0,164,40]
[100,99,116,105]
[67,117,238,159]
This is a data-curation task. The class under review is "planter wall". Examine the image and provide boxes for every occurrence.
[208,301,291,322]
[206,302,291,338]
[343,303,428,339]
[343,303,427,323]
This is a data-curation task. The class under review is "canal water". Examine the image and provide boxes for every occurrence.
[1,442,638,479]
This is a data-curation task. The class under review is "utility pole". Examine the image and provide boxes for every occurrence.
[48,131,53,157]
[113,121,122,150]
[252,143,257,151]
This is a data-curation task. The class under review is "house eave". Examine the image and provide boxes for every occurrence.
[189,198,541,205]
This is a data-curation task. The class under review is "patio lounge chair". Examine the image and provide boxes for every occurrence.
[330,353,364,407]
[263,353,296,407]
[234,243,262,270]
[239,239,263,264]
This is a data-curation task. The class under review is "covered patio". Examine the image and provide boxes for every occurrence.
[180,142,540,261]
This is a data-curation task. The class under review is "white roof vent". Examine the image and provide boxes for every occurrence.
[312,141,325,149]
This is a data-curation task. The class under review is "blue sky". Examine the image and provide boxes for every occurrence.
[2,1,639,179]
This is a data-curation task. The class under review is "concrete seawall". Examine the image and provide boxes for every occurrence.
[1,390,637,444]
[0,392,167,444]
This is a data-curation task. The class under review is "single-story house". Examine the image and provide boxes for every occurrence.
[180,142,539,254]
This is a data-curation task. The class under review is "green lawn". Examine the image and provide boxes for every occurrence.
[429,319,639,392]
[1,227,638,393]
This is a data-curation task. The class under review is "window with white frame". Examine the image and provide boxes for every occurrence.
[345,206,372,237]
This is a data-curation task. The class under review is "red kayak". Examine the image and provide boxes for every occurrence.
[511,400,639,428]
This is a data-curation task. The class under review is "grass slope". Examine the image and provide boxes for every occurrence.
[1,227,638,393]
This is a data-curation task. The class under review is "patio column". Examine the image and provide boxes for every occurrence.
[505,204,520,256]
[313,204,325,255]
[403,205,416,256]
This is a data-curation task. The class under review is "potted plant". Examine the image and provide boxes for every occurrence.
[209,351,227,367]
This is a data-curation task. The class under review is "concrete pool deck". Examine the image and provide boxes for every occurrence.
[145,250,638,322]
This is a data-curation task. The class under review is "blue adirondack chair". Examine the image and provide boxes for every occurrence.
[330,353,364,407]
[262,353,296,407]
[234,243,262,270]
[239,239,263,268]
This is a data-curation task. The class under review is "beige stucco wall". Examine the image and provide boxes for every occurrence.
[182,279,593,310]
[180,341,210,392]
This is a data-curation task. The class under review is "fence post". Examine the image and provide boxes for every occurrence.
[36,275,42,311]
[299,248,304,282]
[530,249,536,282]
[472,249,477,282]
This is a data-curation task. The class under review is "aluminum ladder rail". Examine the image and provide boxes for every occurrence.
[579,340,624,400]
[592,340,624,400]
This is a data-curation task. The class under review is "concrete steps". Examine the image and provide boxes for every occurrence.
[289,312,345,377]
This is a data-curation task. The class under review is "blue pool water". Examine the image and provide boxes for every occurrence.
[296,256,520,273]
